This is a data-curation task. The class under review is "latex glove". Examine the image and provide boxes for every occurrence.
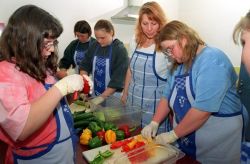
[82,74,93,94]
[141,121,159,139]
[54,74,83,96]
[155,130,179,145]
[90,96,105,105]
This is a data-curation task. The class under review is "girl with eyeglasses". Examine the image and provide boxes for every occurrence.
[0,5,92,164]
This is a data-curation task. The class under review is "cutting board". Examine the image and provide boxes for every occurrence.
[82,144,126,163]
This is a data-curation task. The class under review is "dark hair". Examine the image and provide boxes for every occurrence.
[94,19,114,36]
[74,20,92,36]
[0,5,63,83]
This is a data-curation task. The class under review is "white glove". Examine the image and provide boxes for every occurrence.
[82,74,93,94]
[155,130,179,145]
[141,121,159,139]
[54,74,83,96]
[90,96,105,105]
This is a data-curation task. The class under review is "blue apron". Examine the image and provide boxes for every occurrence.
[73,40,90,73]
[127,47,170,134]
[238,63,250,141]
[92,43,112,96]
[12,83,77,164]
[169,64,243,163]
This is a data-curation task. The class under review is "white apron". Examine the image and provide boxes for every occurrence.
[12,83,77,164]
[127,47,170,133]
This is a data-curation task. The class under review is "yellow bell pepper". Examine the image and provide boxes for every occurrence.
[82,128,92,136]
[105,130,116,144]
[80,130,92,145]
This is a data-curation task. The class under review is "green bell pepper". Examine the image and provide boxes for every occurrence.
[115,130,125,141]
[89,136,102,149]
[104,122,118,131]
[88,122,102,135]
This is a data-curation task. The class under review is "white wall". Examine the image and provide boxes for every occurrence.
[0,0,248,66]
[0,0,177,58]
[178,0,250,66]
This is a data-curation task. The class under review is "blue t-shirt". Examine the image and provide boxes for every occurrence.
[163,46,242,114]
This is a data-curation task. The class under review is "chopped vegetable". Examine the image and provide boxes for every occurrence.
[90,154,104,164]
[90,150,114,164]
[99,150,113,158]
[110,138,133,150]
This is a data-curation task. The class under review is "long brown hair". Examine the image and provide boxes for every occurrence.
[158,20,205,73]
[0,5,63,83]
[135,1,167,50]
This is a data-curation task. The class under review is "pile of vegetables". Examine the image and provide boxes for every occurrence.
[73,110,136,149]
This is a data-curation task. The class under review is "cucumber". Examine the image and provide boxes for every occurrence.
[73,110,85,115]
[74,120,90,129]
[73,112,94,122]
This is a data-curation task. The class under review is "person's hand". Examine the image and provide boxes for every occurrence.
[155,130,179,145]
[121,92,128,105]
[82,74,93,94]
[54,74,83,96]
[90,96,105,105]
[141,121,159,139]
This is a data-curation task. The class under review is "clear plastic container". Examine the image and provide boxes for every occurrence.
[98,95,124,108]
[113,143,185,164]
[93,105,142,129]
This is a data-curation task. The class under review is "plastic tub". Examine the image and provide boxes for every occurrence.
[93,106,142,129]
[113,143,185,164]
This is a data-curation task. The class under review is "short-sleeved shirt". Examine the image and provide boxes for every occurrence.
[0,61,56,148]
[163,46,242,114]
[59,37,96,69]
[79,39,129,91]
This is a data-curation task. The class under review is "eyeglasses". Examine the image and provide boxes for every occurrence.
[162,41,177,57]
[43,40,58,50]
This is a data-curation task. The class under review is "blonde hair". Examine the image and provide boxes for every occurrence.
[158,20,205,73]
[233,11,250,45]
[135,1,167,50]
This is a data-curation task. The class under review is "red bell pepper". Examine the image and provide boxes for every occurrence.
[110,141,124,149]
[96,130,106,143]
[73,78,90,101]
[82,79,90,94]
[118,124,130,138]
[110,138,133,150]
